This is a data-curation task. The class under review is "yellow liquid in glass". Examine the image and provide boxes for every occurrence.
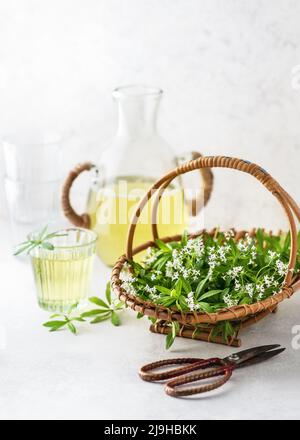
[87,178,188,266]
[31,253,95,312]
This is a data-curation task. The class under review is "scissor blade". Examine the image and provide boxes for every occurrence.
[237,347,285,368]
[223,344,281,365]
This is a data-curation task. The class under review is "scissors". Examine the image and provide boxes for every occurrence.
[139,344,285,397]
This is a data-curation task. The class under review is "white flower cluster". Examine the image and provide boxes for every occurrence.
[164,239,203,281]
[245,275,280,302]
[143,247,158,265]
[224,229,235,240]
[186,292,201,311]
[237,235,257,264]
[245,283,255,298]
[149,293,160,301]
[227,266,243,279]
[207,244,231,279]
[121,280,136,295]
[268,250,279,260]
[144,284,157,295]
[223,292,239,307]
[120,262,137,295]
[234,279,241,291]
[218,244,231,262]
[120,262,136,282]
[144,284,160,301]
[150,270,162,281]
[275,259,289,277]
[185,238,205,257]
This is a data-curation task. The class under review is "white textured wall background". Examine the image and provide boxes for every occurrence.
[1,0,300,231]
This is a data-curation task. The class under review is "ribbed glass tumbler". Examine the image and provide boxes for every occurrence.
[29,228,97,312]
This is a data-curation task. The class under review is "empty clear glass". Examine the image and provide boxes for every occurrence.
[2,134,63,244]
[29,228,97,312]
[4,178,62,243]
[2,133,62,182]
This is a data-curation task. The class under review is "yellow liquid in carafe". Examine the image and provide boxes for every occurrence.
[87,178,188,266]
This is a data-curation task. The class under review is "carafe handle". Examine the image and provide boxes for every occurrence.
[177,151,214,216]
[61,162,94,228]
[61,152,213,228]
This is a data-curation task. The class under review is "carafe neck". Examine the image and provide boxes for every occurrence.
[113,85,162,137]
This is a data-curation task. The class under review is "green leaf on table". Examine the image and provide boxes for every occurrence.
[114,302,124,310]
[81,309,109,318]
[90,314,111,324]
[105,282,112,305]
[67,322,77,334]
[43,320,66,328]
[89,297,109,308]
[111,311,121,326]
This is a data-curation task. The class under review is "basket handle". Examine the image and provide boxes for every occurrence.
[126,155,299,288]
[181,151,214,216]
[61,162,95,228]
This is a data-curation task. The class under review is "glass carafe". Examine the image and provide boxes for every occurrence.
[62,85,212,266]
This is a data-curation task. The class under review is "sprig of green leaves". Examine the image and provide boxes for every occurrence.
[43,303,85,334]
[81,283,124,326]
[14,225,67,256]
[43,283,125,334]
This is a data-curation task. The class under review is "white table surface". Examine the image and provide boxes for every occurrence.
[0,219,300,421]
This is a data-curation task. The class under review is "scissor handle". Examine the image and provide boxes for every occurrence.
[139,357,221,382]
[165,363,234,397]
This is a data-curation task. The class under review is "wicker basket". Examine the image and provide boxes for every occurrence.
[111,156,300,346]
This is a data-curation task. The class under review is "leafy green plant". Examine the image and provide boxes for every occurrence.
[120,229,300,347]
[81,283,124,326]
[14,225,67,255]
[43,283,125,334]
[43,303,85,334]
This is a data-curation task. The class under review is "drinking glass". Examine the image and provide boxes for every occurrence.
[4,178,62,243]
[2,135,63,244]
[2,134,62,181]
[28,228,97,312]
